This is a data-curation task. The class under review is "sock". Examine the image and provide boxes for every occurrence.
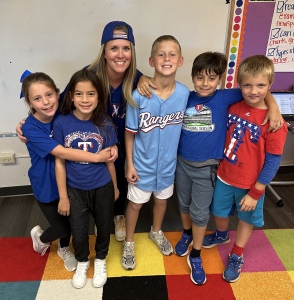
[183,228,192,236]
[216,229,229,239]
[190,247,201,258]
[230,243,244,257]
[151,227,160,234]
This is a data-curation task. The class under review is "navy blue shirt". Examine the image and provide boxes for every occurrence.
[53,113,118,190]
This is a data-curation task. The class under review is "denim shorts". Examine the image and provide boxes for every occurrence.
[211,178,264,227]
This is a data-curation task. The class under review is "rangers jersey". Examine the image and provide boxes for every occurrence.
[125,81,190,192]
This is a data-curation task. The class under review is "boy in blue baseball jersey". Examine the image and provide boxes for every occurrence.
[121,35,190,270]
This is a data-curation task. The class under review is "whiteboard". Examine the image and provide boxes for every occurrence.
[0,0,230,133]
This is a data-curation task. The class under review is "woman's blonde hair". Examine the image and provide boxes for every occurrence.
[88,25,137,107]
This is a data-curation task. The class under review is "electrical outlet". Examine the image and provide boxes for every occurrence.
[0,153,16,164]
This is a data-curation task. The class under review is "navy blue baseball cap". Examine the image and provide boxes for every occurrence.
[101,21,135,45]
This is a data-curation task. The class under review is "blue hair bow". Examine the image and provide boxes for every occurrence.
[20,70,32,99]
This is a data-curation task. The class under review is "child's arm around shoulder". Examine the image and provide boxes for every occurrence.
[224,89,283,132]
[263,92,284,132]
[15,118,28,143]
[51,144,116,163]
[52,116,117,163]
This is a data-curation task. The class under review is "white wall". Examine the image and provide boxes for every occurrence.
[0,0,231,188]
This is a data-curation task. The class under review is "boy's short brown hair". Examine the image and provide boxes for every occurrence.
[191,52,227,78]
[237,55,274,85]
[150,35,182,57]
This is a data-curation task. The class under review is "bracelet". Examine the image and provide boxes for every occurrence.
[248,184,265,200]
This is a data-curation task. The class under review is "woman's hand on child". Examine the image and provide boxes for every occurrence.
[137,75,157,98]
[16,119,28,143]
[239,195,257,211]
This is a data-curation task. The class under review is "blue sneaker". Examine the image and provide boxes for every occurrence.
[202,231,230,248]
[174,232,193,256]
[223,253,244,283]
[187,254,206,285]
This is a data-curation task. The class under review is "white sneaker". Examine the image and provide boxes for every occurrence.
[121,240,136,270]
[30,225,50,256]
[72,261,90,289]
[93,259,107,288]
[57,243,77,272]
[148,227,173,256]
[114,215,126,241]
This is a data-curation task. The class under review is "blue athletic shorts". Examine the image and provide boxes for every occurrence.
[211,178,265,227]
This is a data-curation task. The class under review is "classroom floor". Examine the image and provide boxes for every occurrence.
[1,172,294,238]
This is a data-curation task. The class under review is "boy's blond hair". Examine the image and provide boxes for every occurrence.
[237,55,275,85]
[150,35,182,58]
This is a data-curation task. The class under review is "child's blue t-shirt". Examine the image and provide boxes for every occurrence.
[53,113,118,191]
[22,114,60,203]
[177,88,243,162]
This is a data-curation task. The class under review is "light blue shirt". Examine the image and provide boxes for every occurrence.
[126,82,189,192]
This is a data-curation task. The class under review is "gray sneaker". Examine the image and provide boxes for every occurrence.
[30,225,50,256]
[57,244,77,272]
[148,228,173,256]
[121,240,136,270]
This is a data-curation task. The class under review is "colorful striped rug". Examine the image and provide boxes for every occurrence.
[1,229,293,299]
